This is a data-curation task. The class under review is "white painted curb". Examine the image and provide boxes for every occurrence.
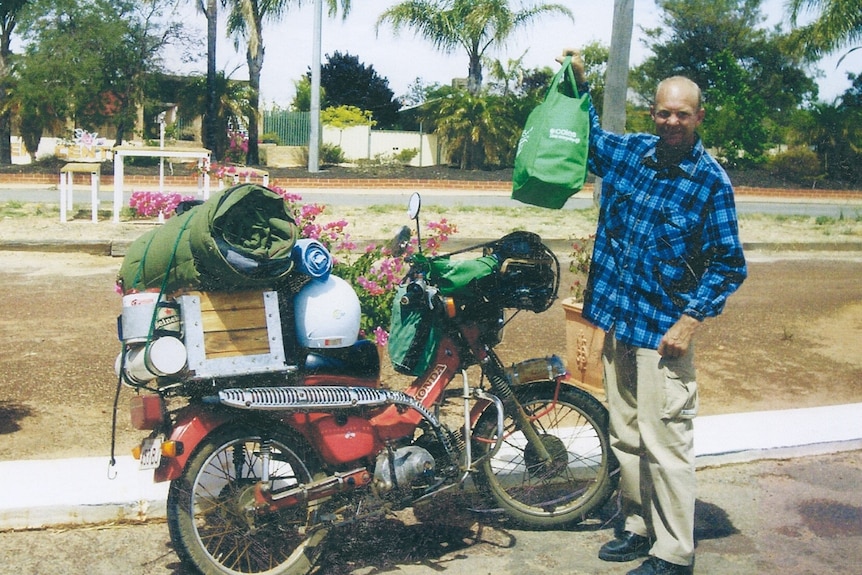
[0,456,167,530]
[694,402,862,466]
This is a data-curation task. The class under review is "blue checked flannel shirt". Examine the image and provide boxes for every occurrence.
[581,98,747,350]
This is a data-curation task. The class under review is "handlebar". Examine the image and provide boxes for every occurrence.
[392,193,560,314]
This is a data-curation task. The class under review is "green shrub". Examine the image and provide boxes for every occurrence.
[320,143,346,164]
[356,148,419,166]
[393,148,419,164]
[767,147,821,182]
[298,143,346,166]
[125,155,160,167]
[259,132,282,145]
[321,105,376,128]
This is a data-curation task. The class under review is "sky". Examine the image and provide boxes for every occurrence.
[166,0,860,108]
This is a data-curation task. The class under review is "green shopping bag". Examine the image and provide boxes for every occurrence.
[512,56,590,209]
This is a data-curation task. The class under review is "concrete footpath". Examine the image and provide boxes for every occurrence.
[1,402,860,531]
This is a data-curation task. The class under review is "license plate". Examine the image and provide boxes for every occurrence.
[139,437,162,470]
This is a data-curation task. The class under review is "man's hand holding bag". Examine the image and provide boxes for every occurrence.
[512,55,590,209]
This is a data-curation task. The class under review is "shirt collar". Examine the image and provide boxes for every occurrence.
[641,136,704,179]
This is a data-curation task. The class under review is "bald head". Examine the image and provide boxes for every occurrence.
[651,76,705,151]
[655,76,702,111]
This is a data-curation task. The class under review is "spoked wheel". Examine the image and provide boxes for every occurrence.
[473,381,618,528]
[167,424,327,575]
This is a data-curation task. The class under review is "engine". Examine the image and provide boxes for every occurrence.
[372,445,436,492]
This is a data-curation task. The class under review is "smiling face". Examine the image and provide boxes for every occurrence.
[650,77,705,152]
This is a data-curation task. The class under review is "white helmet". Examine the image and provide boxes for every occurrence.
[293,275,361,348]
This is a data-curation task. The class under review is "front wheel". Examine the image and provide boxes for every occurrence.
[167,423,327,575]
[473,382,618,528]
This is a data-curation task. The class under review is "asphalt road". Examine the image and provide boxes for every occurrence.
[2,185,861,218]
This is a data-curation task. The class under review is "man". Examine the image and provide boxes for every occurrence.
[563,51,747,575]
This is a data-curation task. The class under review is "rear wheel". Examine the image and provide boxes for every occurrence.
[473,382,618,528]
[167,424,327,575]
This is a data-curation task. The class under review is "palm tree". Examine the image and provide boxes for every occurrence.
[421,86,518,168]
[198,0,223,159]
[376,0,573,95]
[807,101,846,175]
[787,0,862,62]
[225,0,350,165]
[485,50,527,96]
[175,71,254,161]
[0,0,29,164]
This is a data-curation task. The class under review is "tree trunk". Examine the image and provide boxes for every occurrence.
[205,0,220,159]
[115,122,127,147]
[0,106,11,164]
[603,0,633,135]
[467,51,483,95]
[0,48,11,164]
[246,51,262,166]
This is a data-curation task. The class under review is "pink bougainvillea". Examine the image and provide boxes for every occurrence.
[128,191,196,219]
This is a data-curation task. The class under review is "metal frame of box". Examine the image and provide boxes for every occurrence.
[178,290,297,380]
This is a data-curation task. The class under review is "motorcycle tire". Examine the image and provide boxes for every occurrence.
[166,423,327,575]
[472,381,618,528]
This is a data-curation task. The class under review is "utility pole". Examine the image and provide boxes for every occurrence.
[594,0,634,203]
[308,0,323,173]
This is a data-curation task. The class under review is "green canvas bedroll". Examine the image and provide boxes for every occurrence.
[118,184,299,294]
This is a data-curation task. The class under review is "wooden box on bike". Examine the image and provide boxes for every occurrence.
[176,289,296,380]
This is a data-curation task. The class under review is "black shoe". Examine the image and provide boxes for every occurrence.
[598,531,650,562]
[627,557,692,575]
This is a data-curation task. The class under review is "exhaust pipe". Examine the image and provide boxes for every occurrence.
[207,386,439,423]
[255,467,372,512]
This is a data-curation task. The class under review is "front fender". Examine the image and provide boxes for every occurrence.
[468,356,568,425]
[506,355,568,385]
[154,406,232,483]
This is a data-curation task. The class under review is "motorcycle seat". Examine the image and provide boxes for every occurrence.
[302,339,380,384]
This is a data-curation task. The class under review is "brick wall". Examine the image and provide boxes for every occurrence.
[2,172,859,199]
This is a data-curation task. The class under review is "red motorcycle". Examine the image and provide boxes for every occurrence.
[115,193,616,575]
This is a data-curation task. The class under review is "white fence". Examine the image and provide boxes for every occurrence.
[323,125,440,167]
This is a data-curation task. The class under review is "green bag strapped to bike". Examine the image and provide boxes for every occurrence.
[512,55,590,209]
[388,255,499,376]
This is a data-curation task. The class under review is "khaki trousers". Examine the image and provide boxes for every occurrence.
[603,332,699,566]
